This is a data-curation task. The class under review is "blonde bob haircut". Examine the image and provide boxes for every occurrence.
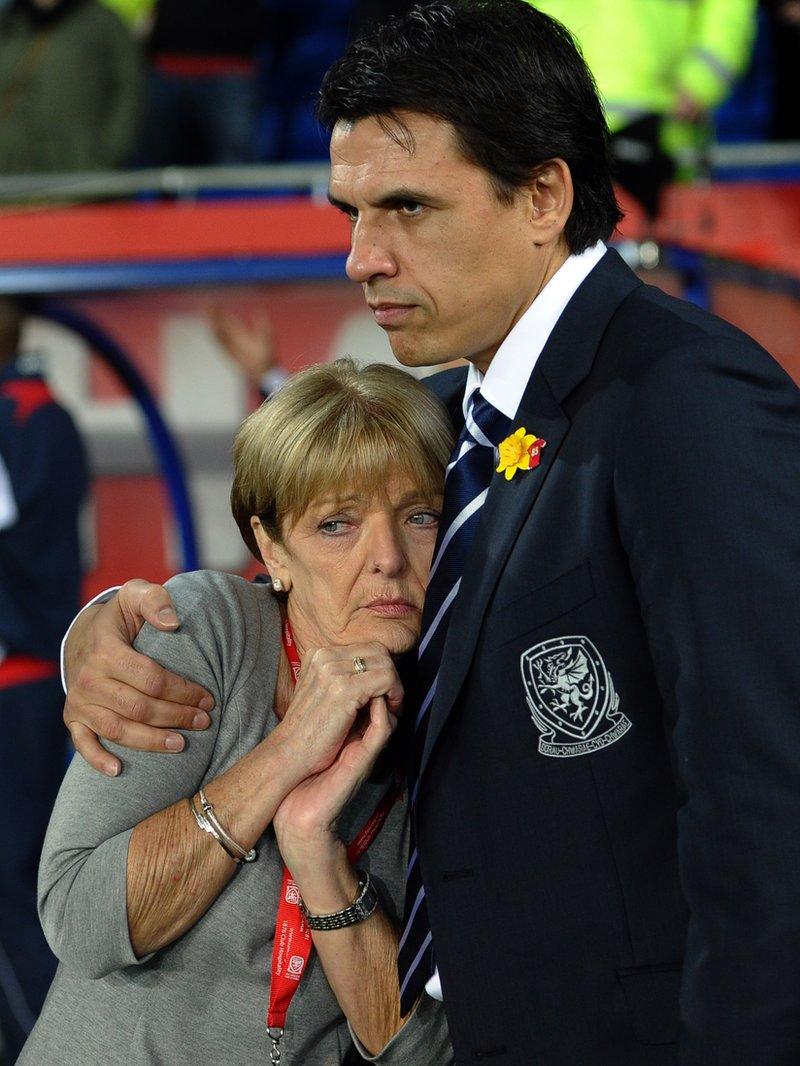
[231,358,454,560]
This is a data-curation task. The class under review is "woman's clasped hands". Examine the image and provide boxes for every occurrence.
[272,640,403,874]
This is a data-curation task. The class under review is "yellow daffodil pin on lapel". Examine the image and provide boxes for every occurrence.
[496,427,547,481]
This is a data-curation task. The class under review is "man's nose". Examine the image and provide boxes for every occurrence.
[345,219,397,283]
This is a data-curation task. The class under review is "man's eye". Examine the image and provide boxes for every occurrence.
[398,201,424,216]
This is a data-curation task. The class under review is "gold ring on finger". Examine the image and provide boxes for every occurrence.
[353,656,367,675]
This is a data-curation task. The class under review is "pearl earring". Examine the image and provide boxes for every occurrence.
[271,577,284,592]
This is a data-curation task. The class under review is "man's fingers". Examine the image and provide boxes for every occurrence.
[99,676,212,731]
[108,647,214,713]
[67,721,121,778]
[117,578,179,632]
[67,703,189,754]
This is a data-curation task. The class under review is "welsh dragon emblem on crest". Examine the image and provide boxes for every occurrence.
[520,635,632,757]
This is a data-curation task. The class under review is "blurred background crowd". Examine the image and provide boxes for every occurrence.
[0,0,797,197]
[0,0,414,175]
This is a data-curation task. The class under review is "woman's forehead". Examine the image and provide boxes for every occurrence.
[303,472,436,511]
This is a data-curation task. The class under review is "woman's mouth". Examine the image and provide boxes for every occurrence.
[365,599,418,617]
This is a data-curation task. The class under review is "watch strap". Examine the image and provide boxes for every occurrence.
[299,870,378,931]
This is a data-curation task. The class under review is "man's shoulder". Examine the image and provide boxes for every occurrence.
[422,366,468,408]
[608,282,783,386]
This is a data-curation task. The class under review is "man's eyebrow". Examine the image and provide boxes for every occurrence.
[327,187,446,213]
[328,192,354,213]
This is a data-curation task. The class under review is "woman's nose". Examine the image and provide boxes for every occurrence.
[368,523,407,575]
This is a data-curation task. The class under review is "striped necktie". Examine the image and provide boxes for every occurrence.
[398,390,510,1014]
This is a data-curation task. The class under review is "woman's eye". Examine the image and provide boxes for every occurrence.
[319,519,349,534]
[408,510,440,527]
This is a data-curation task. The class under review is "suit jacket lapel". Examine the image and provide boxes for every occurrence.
[418,249,641,781]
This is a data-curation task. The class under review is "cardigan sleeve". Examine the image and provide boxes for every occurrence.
[349,991,454,1064]
[37,570,265,977]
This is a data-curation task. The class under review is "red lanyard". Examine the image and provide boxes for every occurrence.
[267,617,402,1046]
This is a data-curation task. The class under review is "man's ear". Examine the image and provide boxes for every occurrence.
[250,517,292,592]
[528,158,573,244]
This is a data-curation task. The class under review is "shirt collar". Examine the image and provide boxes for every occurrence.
[463,241,606,421]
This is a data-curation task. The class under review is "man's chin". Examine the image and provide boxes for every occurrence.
[387,335,458,370]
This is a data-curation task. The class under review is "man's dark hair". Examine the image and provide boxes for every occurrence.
[318,0,622,252]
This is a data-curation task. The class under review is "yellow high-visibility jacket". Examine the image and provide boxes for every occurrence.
[99,0,155,32]
[531,0,756,133]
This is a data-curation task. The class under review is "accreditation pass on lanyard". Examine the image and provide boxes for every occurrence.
[267,617,402,1064]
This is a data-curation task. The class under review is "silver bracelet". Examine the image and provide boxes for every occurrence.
[199,788,257,863]
[187,791,257,864]
[299,870,378,931]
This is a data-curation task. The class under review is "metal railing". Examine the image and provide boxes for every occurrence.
[0,162,331,206]
[1,142,800,207]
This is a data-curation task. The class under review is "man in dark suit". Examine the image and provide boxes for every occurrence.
[61,2,800,1062]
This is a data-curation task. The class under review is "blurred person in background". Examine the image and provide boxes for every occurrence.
[0,0,143,174]
[533,0,757,216]
[139,0,264,166]
[0,298,87,1063]
[209,307,290,399]
[99,0,154,36]
[763,0,800,139]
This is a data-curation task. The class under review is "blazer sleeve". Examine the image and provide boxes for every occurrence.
[614,337,800,1062]
[37,570,257,979]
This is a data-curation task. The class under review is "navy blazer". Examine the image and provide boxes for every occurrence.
[418,250,800,1065]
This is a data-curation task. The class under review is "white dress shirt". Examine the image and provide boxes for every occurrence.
[425,240,606,1003]
[462,241,606,420]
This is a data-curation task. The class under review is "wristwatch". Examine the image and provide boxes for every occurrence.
[299,870,378,930]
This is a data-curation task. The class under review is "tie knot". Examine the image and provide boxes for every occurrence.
[468,392,510,448]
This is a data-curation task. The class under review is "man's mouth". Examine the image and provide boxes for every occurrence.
[368,302,416,327]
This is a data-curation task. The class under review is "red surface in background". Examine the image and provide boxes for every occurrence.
[2,184,800,279]
[618,183,800,277]
[0,197,350,263]
[91,476,173,590]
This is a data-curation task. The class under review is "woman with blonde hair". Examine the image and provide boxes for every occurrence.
[21,360,455,1065]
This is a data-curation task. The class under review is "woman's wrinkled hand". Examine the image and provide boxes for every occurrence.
[272,642,402,870]
[274,641,402,781]
[273,693,398,870]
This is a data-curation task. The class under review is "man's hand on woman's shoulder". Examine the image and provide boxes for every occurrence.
[63,578,215,777]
